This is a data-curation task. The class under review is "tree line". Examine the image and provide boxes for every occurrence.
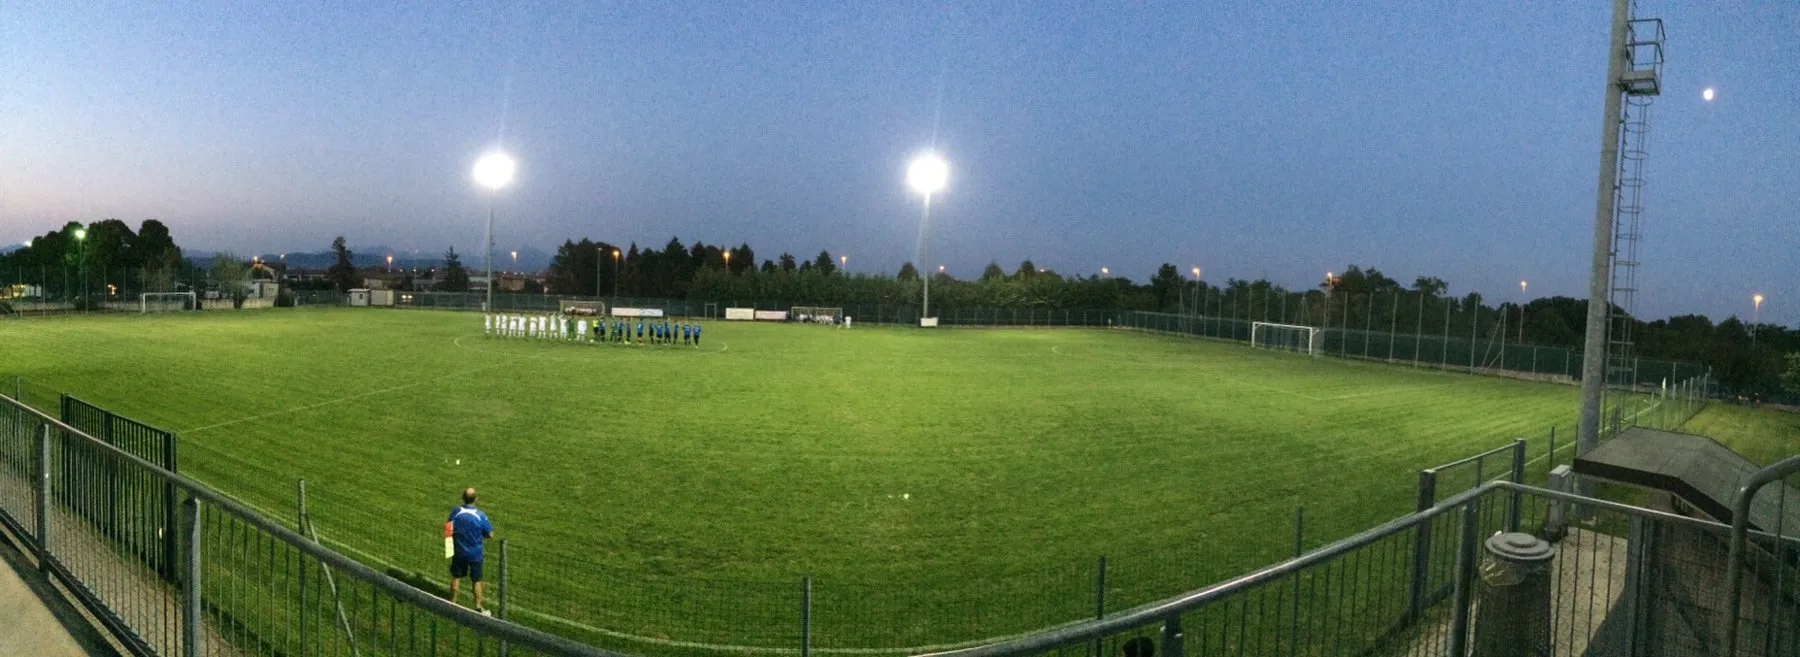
[2,220,1795,398]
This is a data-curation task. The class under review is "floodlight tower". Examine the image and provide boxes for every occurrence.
[1577,0,1662,470]
[907,152,949,324]
[473,151,517,312]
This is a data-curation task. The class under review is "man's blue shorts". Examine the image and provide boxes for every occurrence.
[450,555,484,582]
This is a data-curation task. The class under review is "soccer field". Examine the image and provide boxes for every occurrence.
[0,308,1581,652]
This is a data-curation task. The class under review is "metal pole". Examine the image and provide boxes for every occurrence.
[800,576,812,657]
[182,494,201,657]
[1409,470,1435,621]
[1469,300,1479,372]
[1415,292,1424,367]
[1579,0,1632,475]
[36,423,51,572]
[1510,439,1526,532]
[485,196,495,313]
[297,480,308,652]
[1442,297,1452,369]
[1448,500,1480,657]
[918,197,933,322]
[499,539,510,657]
[1093,555,1107,657]
[1388,289,1398,361]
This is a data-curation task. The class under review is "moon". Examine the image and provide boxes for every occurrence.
[1703,87,1715,102]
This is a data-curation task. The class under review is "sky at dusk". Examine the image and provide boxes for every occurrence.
[1,1,1794,325]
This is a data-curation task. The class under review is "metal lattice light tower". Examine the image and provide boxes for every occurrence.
[1577,0,1662,469]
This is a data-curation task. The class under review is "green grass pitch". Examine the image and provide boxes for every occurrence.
[2,308,1594,652]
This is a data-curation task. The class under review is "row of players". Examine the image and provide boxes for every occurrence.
[483,313,704,346]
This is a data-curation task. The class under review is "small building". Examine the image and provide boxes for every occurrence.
[347,288,371,307]
[247,280,281,299]
[370,289,396,306]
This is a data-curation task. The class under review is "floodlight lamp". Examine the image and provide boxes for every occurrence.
[907,153,949,196]
[473,152,517,190]
[73,228,87,240]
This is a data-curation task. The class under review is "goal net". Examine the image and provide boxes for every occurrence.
[561,300,606,317]
[789,306,843,324]
[142,292,197,314]
[1251,322,1323,356]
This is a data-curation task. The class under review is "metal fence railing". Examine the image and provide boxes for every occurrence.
[1116,310,1710,389]
[6,373,1794,656]
[920,478,1800,657]
[0,389,624,657]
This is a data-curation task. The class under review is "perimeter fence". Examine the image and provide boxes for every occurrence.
[10,384,1793,657]
[13,373,1796,657]
[1117,310,1709,388]
[0,383,620,657]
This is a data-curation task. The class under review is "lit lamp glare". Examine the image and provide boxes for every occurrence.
[907,153,949,196]
[473,153,517,190]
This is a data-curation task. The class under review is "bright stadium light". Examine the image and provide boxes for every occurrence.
[472,152,516,191]
[907,153,949,197]
[73,228,87,241]
[473,150,517,312]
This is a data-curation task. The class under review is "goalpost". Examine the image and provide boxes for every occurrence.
[789,306,843,324]
[1250,322,1324,356]
[141,292,198,314]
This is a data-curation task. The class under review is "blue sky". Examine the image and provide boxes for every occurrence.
[1,1,1794,325]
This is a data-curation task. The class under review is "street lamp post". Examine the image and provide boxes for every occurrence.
[473,151,517,313]
[840,254,847,273]
[612,249,621,302]
[1519,280,1528,342]
[596,246,605,300]
[74,227,88,310]
[907,153,949,323]
[1751,294,1764,347]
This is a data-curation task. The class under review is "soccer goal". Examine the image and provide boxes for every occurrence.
[1251,322,1324,356]
[561,300,606,317]
[141,292,197,314]
[790,306,842,324]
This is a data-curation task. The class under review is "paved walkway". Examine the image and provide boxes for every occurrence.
[0,539,111,657]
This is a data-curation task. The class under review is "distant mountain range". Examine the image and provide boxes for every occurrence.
[184,245,553,273]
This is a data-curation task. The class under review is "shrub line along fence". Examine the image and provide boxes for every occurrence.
[2,367,1723,657]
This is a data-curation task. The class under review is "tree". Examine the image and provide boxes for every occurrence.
[1783,352,1800,397]
[761,259,777,274]
[981,262,1006,282]
[1412,276,1448,298]
[778,253,797,272]
[138,219,182,292]
[897,262,920,281]
[209,253,250,307]
[814,251,836,276]
[1015,260,1038,279]
[440,247,471,292]
[326,237,357,292]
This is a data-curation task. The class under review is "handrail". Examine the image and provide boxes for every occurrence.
[1,394,630,657]
[914,482,1497,657]
[1426,440,1518,473]
[1722,455,1800,656]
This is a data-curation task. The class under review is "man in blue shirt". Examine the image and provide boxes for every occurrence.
[693,323,702,347]
[447,487,495,614]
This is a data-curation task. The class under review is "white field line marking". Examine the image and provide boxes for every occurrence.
[1316,381,1458,401]
[181,361,506,435]
[451,334,728,360]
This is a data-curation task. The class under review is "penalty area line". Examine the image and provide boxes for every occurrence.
[180,362,505,435]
